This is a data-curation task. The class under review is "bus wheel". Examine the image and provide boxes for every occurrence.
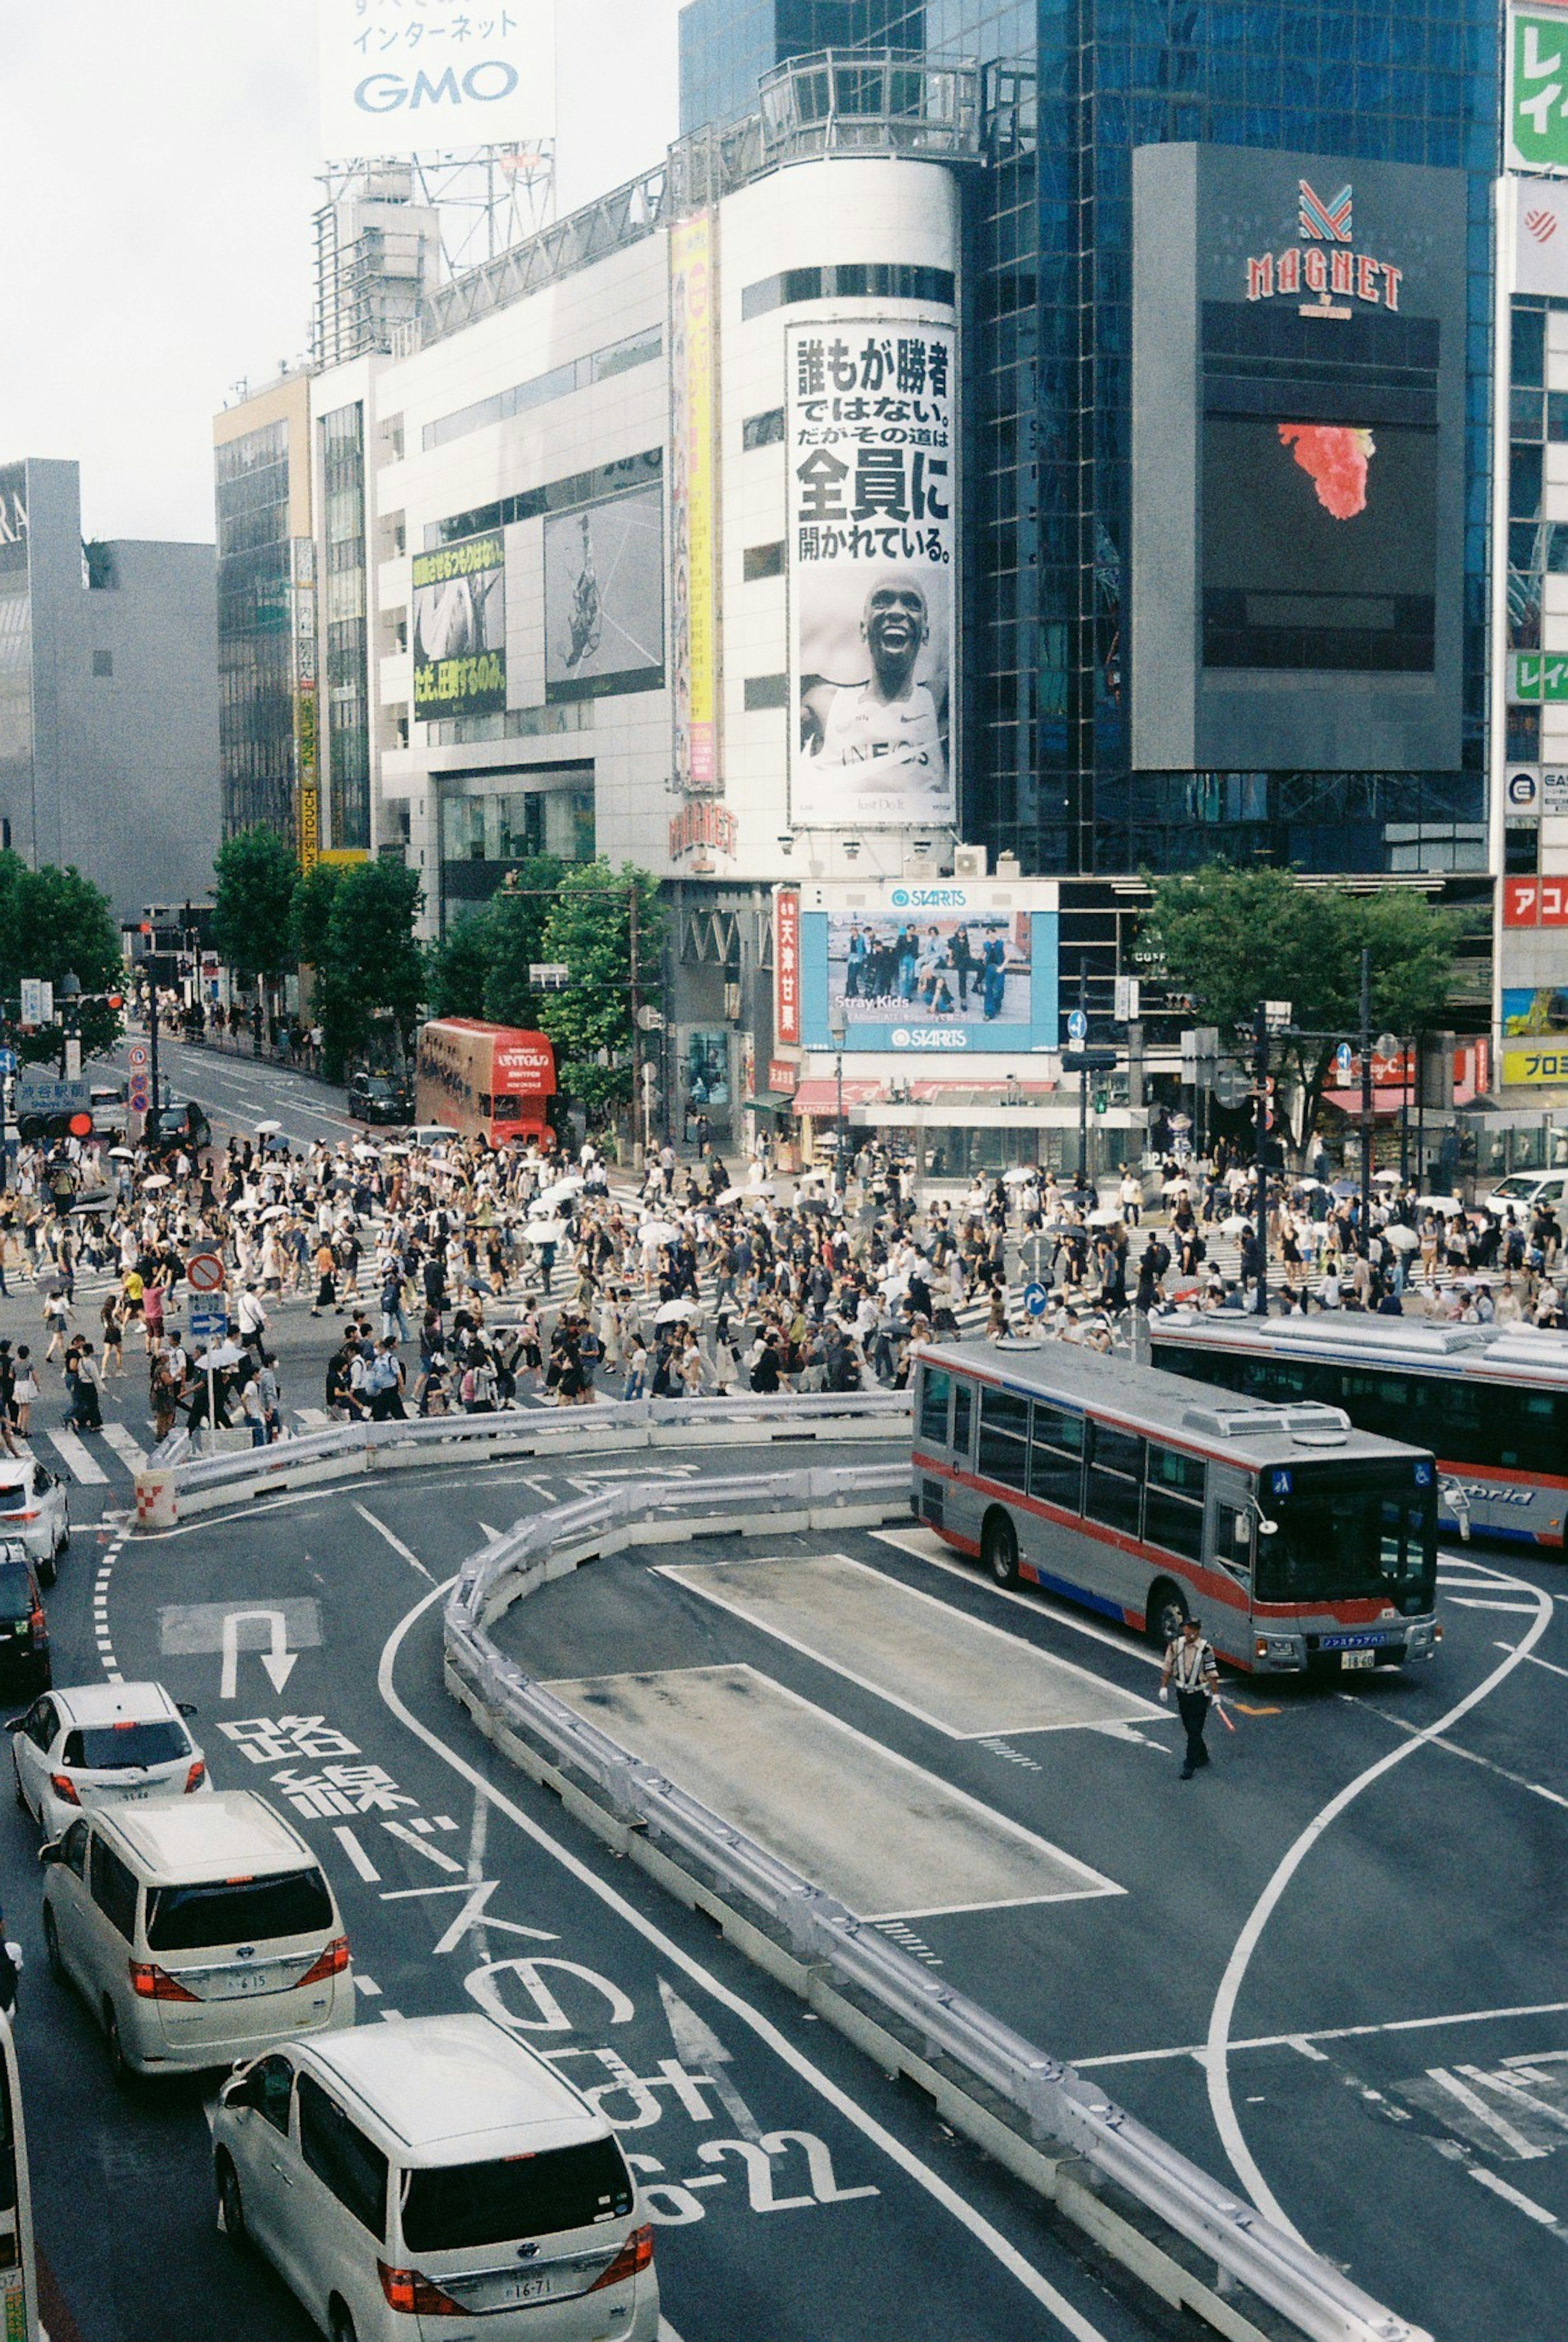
[982,1510,1020,1589]
[1146,1579,1188,1647]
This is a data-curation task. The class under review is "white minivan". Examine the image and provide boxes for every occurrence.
[40,1790,353,2081]
[212,2014,659,2342]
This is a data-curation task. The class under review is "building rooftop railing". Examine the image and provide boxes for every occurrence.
[419,52,980,348]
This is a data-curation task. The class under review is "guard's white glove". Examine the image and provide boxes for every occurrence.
[1158,1684,1169,1703]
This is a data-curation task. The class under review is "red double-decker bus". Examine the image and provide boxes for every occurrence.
[414,1019,556,1147]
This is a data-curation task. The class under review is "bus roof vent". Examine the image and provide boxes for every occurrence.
[1180,1405,1289,1439]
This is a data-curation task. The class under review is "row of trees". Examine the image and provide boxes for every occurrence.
[214,829,662,1123]
[0,853,124,1061]
[1142,863,1470,1156]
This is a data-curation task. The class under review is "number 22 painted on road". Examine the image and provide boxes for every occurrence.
[628,2133,879,2224]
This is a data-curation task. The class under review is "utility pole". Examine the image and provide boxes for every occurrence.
[1076,969,1089,1190]
[148,978,161,1126]
[1254,1003,1270,1318]
[1358,944,1373,1227]
[627,881,644,1171]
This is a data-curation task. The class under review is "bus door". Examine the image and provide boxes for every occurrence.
[1209,1463,1258,1607]
[912,1363,976,1533]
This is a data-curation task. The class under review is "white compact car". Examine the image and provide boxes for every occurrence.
[1474,1170,1568,1221]
[41,1790,353,2081]
[0,1462,68,1586]
[213,2014,659,2342]
[11,1682,207,1842]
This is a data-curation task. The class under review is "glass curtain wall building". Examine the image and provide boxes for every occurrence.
[684,0,1498,881]
[321,403,372,851]
[215,422,296,837]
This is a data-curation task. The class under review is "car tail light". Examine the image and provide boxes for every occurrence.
[27,1609,45,1643]
[8,1512,38,1524]
[589,2226,654,2293]
[1433,1622,1443,1642]
[129,1961,200,2003]
[297,1936,350,1987]
[183,1760,205,1794]
[376,2262,469,2316]
[48,1772,79,1806]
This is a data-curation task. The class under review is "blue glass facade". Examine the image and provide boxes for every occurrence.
[682,0,1500,880]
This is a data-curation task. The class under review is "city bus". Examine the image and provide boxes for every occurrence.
[0,2012,40,2341]
[414,1018,556,1148]
[1149,1312,1568,1550]
[912,1340,1440,1676]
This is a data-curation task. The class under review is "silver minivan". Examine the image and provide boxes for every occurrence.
[212,2013,659,2342]
[40,1790,353,2081]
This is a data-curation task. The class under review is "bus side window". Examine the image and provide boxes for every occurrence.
[952,1381,973,1462]
[918,1368,952,1447]
[1029,1402,1084,1512]
[1216,1504,1250,1581]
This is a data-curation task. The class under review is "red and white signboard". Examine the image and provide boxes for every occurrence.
[1503,875,1568,927]
[185,1251,226,1295]
[775,891,801,1045]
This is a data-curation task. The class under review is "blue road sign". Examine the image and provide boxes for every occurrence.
[189,1309,230,1344]
[1335,1042,1353,1078]
[0,1050,16,1076]
[1023,1281,1049,1318]
[1067,1009,1088,1043]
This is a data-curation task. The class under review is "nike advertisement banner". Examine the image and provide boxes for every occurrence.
[786,318,958,833]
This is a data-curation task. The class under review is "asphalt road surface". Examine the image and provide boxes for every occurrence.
[5,1440,1185,2342]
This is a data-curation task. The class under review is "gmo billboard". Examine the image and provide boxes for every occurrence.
[1130,145,1468,774]
[318,0,556,160]
[795,881,1059,1056]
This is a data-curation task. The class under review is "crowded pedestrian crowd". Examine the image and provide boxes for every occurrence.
[1,1106,1564,1454]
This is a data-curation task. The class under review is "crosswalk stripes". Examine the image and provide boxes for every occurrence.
[46,1427,109,1485]
[99,1421,147,1472]
[294,1406,331,1428]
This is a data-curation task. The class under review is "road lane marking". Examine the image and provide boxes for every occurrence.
[1458,2063,1568,2136]
[1074,1999,1568,2070]
[1468,2166,1566,2229]
[1424,2067,1548,2159]
[352,1502,435,1581]
[1348,1696,1568,1812]
[1205,1569,1556,2240]
[383,1818,464,1872]
[872,1527,1163,1670]
[1503,1645,1568,1683]
[380,1578,1116,2341]
[47,1428,107,1485]
[333,1825,381,1882]
[91,1523,131,1685]
[99,1422,146,1471]
[1446,1598,1542,1614]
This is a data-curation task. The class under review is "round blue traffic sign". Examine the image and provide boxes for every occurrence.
[1067,1010,1088,1043]
[1335,1042,1353,1077]
[1024,1281,1049,1318]
[0,1049,16,1075]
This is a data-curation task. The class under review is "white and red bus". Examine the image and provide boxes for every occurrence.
[912,1340,1440,1676]
[414,1019,556,1148]
[1150,1310,1568,1549]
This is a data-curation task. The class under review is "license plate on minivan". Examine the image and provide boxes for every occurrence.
[1340,1649,1376,1671]
[491,2273,552,2309]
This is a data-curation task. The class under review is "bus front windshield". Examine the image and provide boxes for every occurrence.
[1256,1462,1437,1613]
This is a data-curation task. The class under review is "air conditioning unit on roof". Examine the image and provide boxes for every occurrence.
[952,845,987,879]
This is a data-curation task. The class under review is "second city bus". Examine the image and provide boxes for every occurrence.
[912,1340,1440,1676]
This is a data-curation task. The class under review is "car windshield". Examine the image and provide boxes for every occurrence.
[0,1570,33,1621]
[1491,1177,1536,1199]
[1255,1462,1437,1613]
[145,1866,333,1952]
[64,1721,189,1771]
[400,2137,634,2252]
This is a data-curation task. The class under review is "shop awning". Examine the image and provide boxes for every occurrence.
[790,1078,884,1114]
[1321,1087,1404,1121]
[743,1091,796,1114]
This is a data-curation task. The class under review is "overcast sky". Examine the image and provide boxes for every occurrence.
[0,0,683,544]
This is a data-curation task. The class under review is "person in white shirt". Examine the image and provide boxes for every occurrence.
[1159,1616,1221,1778]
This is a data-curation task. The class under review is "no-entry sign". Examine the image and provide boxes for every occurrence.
[186,1252,226,1295]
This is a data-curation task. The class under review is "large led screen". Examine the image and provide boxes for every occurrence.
[412,531,506,721]
[796,884,1059,1056]
[543,486,665,702]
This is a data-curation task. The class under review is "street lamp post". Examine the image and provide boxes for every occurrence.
[57,972,81,1082]
[830,1007,849,1201]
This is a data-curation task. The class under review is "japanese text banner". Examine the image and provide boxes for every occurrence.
[788,319,958,831]
[319,0,557,163]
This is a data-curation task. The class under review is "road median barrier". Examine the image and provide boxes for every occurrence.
[131,1390,910,1527]
[443,1462,1432,2342]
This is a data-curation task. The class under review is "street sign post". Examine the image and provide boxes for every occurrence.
[186,1252,226,1295]
[1113,976,1140,1023]
[1023,1281,1049,1319]
[189,1308,229,1344]
[19,980,51,1028]
[1067,1009,1088,1044]
[0,1050,15,1076]
[1335,1042,1354,1079]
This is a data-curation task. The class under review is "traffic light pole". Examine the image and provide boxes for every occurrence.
[1254,1004,1270,1318]
[1076,970,1089,1189]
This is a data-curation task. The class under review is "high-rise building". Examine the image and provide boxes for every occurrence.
[0,457,218,917]
[681,0,1498,887]
[214,374,316,851]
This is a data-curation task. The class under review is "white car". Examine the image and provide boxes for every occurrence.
[0,1461,69,1586]
[1474,1170,1568,1221]
[41,1791,354,2081]
[213,2015,658,2342]
[11,1682,207,1841]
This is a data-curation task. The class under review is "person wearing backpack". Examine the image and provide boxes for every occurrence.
[366,1339,406,1422]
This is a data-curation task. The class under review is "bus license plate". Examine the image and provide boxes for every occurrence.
[1340,1649,1376,1671]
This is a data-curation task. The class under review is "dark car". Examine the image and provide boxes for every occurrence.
[347,1071,410,1125]
[0,1553,49,1695]
[145,1100,212,1156]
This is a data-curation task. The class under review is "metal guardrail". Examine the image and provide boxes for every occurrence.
[443,1465,1432,2342]
[133,1393,910,1526]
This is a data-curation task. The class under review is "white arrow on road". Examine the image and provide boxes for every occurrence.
[220,1608,299,1700]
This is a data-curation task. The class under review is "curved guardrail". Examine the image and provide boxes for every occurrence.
[131,1393,910,1526]
[443,1464,1432,2342]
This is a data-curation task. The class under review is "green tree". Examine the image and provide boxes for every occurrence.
[422,856,566,1026]
[1142,863,1461,1155]
[213,828,299,986]
[537,859,662,1129]
[0,855,124,1063]
[288,863,343,971]
[425,912,492,1020]
[316,859,425,1079]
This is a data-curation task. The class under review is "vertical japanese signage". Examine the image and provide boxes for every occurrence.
[292,537,320,872]
[670,212,720,796]
[788,320,957,831]
[775,890,801,1045]
[1508,4,1568,172]
[411,532,507,720]
[318,0,557,162]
